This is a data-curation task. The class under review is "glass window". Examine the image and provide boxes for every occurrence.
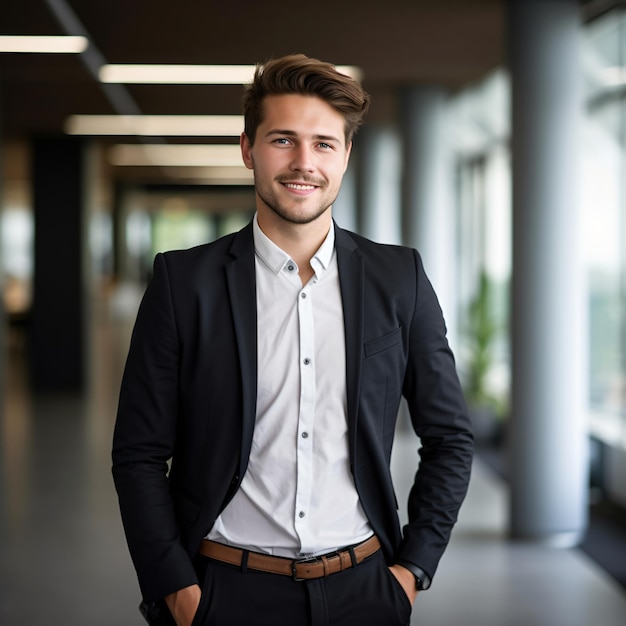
[449,70,512,426]
[1,207,33,316]
[583,8,626,446]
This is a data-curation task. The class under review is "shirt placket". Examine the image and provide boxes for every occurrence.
[294,278,316,553]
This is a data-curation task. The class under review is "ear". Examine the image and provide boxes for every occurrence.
[240,132,254,170]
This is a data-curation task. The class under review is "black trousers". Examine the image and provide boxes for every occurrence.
[190,550,412,626]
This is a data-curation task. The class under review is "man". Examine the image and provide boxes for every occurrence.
[113,54,473,626]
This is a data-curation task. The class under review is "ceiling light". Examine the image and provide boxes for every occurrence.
[0,35,88,53]
[162,167,254,185]
[100,64,255,84]
[99,64,362,84]
[65,115,244,136]
[108,144,244,167]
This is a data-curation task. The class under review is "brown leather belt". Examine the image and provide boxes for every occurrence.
[199,535,381,581]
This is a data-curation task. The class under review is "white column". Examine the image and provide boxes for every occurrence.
[399,86,457,347]
[358,125,402,245]
[509,0,587,544]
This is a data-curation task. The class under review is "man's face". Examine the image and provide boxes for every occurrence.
[241,94,351,226]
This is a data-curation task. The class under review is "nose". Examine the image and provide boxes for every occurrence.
[289,144,315,173]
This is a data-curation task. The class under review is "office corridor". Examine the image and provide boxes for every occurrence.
[1,293,625,626]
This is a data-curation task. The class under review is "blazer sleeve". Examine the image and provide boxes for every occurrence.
[112,253,198,602]
[398,249,474,579]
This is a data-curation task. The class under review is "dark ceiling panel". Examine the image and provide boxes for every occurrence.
[1,0,505,137]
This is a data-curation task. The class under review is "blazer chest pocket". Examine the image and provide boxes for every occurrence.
[363,327,402,358]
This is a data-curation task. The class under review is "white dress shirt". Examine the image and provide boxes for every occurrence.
[207,215,372,557]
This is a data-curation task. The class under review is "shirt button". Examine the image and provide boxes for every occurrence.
[301,432,309,439]
[299,511,305,518]
[300,292,307,299]
[303,358,311,365]
[287,264,295,272]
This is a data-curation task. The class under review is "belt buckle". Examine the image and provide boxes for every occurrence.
[291,553,321,582]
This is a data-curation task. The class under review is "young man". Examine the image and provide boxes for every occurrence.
[112,54,473,626]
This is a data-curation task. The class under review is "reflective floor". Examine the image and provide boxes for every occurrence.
[1,295,626,626]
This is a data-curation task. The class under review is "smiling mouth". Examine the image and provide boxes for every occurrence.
[283,182,317,191]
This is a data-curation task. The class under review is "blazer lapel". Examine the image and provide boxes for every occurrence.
[335,224,364,461]
[225,223,257,479]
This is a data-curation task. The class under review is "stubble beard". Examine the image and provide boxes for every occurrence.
[255,177,339,225]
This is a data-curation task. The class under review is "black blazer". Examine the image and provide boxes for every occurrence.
[112,222,473,603]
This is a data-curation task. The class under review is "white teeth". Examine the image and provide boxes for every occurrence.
[284,183,315,190]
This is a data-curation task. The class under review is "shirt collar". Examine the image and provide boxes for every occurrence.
[252,213,335,275]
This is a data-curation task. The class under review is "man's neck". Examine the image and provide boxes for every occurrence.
[257,209,332,284]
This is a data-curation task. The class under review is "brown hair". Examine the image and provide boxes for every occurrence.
[243,54,369,146]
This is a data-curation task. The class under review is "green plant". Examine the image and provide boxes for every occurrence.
[464,270,502,415]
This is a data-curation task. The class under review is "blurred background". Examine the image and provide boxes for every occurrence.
[1,0,626,624]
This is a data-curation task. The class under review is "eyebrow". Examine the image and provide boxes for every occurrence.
[264,129,343,144]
